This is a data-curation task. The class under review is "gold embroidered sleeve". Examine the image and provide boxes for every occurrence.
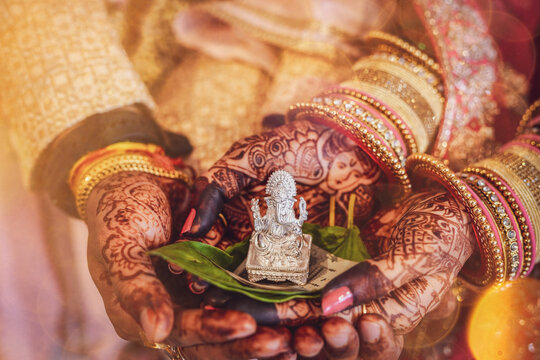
[0,0,157,194]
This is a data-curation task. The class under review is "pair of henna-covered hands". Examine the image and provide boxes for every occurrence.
[86,120,475,359]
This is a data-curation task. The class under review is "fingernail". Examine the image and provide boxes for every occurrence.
[189,279,209,294]
[360,321,381,344]
[322,286,353,316]
[181,208,196,234]
[168,263,184,274]
[140,308,170,343]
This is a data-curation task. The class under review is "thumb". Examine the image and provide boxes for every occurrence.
[98,232,175,343]
[321,261,394,316]
[182,182,226,238]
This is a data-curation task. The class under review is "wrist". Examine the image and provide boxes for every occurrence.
[70,141,193,220]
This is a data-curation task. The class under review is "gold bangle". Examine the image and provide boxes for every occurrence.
[337,80,430,152]
[320,86,420,154]
[471,155,540,271]
[72,152,192,220]
[353,57,444,111]
[370,44,443,89]
[406,154,501,286]
[352,58,444,137]
[69,141,168,189]
[516,98,540,135]
[511,136,540,150]
[464,167,535,277]
[494,147,540,205]
[465,177,521,280]
[366,31,442,76]
[313,95,407,163]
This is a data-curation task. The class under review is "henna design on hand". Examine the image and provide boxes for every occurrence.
[192,120,383,245]
[87,171,191,342]
[275,299,322,327]
[321,190,475,333]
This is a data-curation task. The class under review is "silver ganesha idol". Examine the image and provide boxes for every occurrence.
[246,170,312,285]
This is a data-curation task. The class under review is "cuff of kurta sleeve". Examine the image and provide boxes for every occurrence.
[33,105,165,217]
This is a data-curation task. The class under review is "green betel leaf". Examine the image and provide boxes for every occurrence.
[150,241,317,303]
[302,223,371,262]
[150,223,370,302]
[224,238,250,269]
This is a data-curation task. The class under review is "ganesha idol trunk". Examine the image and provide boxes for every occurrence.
[246,170,312,285]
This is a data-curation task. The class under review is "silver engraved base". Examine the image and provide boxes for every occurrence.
[246,234,312,285]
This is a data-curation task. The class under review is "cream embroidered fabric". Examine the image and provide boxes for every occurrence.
[0,0,154,187]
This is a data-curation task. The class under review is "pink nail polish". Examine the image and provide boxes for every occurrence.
[322,286,353,316]
[181,208,196,234]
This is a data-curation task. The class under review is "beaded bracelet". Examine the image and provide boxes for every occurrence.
[516,98,540,135]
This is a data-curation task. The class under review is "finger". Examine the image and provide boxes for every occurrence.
[203,286,235,308]
[88,252,141,341]
[322,193,471,317]
[204,290,282,325]
[100,234,174,343]
[321,261,394,316]
[321,317,359,360]
[168,262,184,275]
[335,273,452,335]
[293,326,324,358]
[168,308,256,347]
[187,276,210,295]
[265,326,295,360]
[182,326,291,360]
[357,314,403,360]
[183,182,226,237]
[189,218,227,249]
[205,290,322,326]
[423,284,458,320]
[322,252,446,316]
[366,273,451,334]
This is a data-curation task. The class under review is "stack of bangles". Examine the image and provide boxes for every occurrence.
[286,31,443,203]
[69,141,193,220]
[406,129,540,287]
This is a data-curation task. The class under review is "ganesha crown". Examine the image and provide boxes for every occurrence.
[266,170,297,199]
